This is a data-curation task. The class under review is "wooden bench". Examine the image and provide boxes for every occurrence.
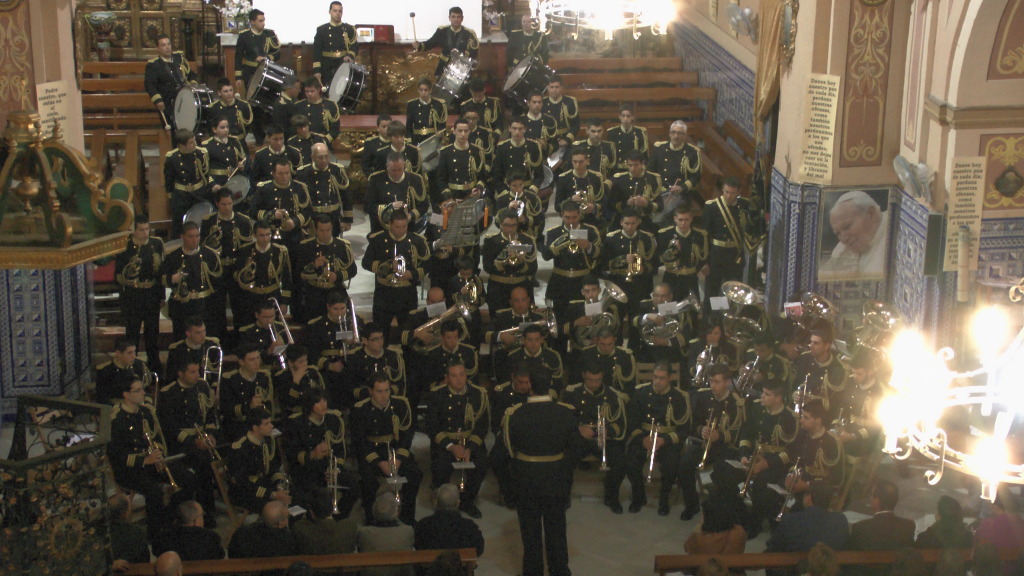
[81,60,198,141]
[654,548,1023,576]
[122,548,479,576]
[559,71,699,89]
[574,87,716,125]
[549,57,684,73]
[688,121,753,193]
[722,119,755,164]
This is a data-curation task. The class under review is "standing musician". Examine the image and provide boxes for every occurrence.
[607,104,649,172]
[702,177,758,309]
[208,79,254,140]
[412,6,480,82]
[144,34,195,132]
[542,76,580,149]
[523,92,557,152]
[159,221,222,340]
[828,351,886,457]
[220,342,274,443]
[791,328,847,417]
[542,200,602,311]
[362,209,430,333]
[202,190,254,339]
[602,208,657,315]
[108,377,196,540]
[95,338,154,406]
[116,216,164,374]
[437,118,487,205]
[295,141,354,234]
[157,360,219,523]
[288,115,330,167]
[249,159,311,250]
[370,122,422,176]
[234,9,281,144]
[204,117,248,195]
[657,206,707,303]
[283,388,359,515]
[505,324,564,390]
[226,407,291,513]
[251,125,303,184]
[576,327,637,395]
[293,78,342,141]
[165,317,220,385]
[462,109,496,169]
[610,150,664,234]
[232,220,293,328]
[573,119,617,180]
[555,147,607,232]
[406,78,447,146]
[343,322,407,400]
[740,378,799,536]
[361,114,392,177]
[313,1,358,89]
[295,214,356,323]
[762,399,845,513]
[273,344,326,418]
[562,361,630,513]
[164,129,209,238]
[238,299,291,370]
[301,292,364,409]
[648,121,703,218]
[461,77,503,134]
[625,361,691,515]
[482,207,538,312]
[273,77,302,140]
[424,360,490,519]
[630,283,693,368]
[677,363,747,521]
[363,151,429,235]
[350,374,421,524]
[491,171,544,241]
[506,14,550,68]
[489,117,544,190]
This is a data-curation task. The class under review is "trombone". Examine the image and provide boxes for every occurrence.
[269,297,295,370]
[776,457,802,521]
[645,418,659,485]
[202,345,224,401]
[338,302,361,361]
[596,411,609,472]
[327,444,341,515]
[697,408,719,471]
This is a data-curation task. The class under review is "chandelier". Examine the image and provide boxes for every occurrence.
[880,277,1024,501]
[531,0,675,39]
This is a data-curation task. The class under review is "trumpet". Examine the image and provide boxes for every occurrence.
[794,374,810,414]
[740,438,763,498]
[144,431,179,491]
[455,428,468,494]
[327,444,340,515]
[596,411,609,471]
[697,408,719,471]
[272,198,289,241]
[645,418,659,485]
[389,242,407,285]
[174,259,190,300]
[574,189,594,213]
[624,240,643,282]
[194,424,224,465]
[776,457,802,521]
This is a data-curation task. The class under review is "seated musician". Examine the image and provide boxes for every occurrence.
[791,328,847,417]
[688,318,738,390]
[554,146,606,232]
[740,378,799,537]
[563,273,623,352]
[238,299,291,370]
[606,104,649,172]
[350,373,422,524]
[444,256,485,340]
[165,316,221,384]
[208,78,254,141]
[401,286,469,350]
[561,361,630,513]
[491,171,544,242]
[505,324,564,392]
[163,129,210,238]
[294,213,356,323]
[371,121,422,175]
[226,407,291,513]
[108,376,197,540]
[747,333,794,393]
[144,34,195,131]
[250,125,302,184]
[96,338,154,405]
[421,319,480,396]
[678,363,746,521]
[425,360,489,519]
[575,327,637,396]
[829,351,887,457]
[484,287,550,380]
[423,225,479,306]
[573,119,617,180]
[630,282,694,369]
[342,321,407,402]
[363,151,430,235]
[287,114,330,167]
[273,343,326,419]
[625,361,692,515]
[283,388,359,516]
[602,208,657,314]
[302,291,364,410]
[220,341,274,442]
[482,207,539,315]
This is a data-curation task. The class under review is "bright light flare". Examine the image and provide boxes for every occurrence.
[972,307,1011,364]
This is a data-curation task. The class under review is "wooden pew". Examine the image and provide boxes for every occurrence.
[559,71,699,89]
[722,119,755,164]
[654,548,1022,576]
[122,548,479,576]
[549,57,684,73]
[81,60,198,141]
[688,121,753,192]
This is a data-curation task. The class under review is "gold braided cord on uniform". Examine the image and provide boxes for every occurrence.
[324,412,346,460]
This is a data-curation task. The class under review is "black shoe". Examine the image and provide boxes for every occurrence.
[658,502,670,516]
[460,503,482,519]
[628,501,644,513]
[679,505,701,521]
[606,500,623,514]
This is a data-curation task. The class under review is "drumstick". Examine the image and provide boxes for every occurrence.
[410,12,417,45]
[158,109,171,131]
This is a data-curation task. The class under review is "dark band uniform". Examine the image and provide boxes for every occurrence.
[829,378,887,457]
[678,387,747,511]
[575,344,638,395]
[609,168,664,233]
[572,138,617,180]
[489,138,544,190]
[607,125,650,171]
[144,51,195,130]
[115,236,165,372]
[405,96,447,146]
[350,395,422,524]
[165,337,222,385]
[249,179,312,249]
[703,196,756,304]
[343,345,408,400]
[561,381,630,503]
[506,27,549,67]
[505,346,564,391]
[294,235,355,323]
[208,98,254,140]
[361,133,390,177]
[541,223,602,307]
[601,228,657,312]
[296,161,354,234]
[488,380,555,506]
[523,112,558,150]
[792,352,847,416]
[273,367,326,418]
[203,135,248,190]
[313,20,357,87]
[437,143,487,201]
[647,140,702,209]
[777,427,846,493]
[292,99,341,141]
[630,299,692,366]
[370,143,423,176]
[361,229,430,332]
[461,95,503,133]
[542,95,580,145]
[739,400,799,527]
[201,211,254,337]
[251,145,303,185]
[481,231,538,313]
[219,367,274,442]
[656,225,707,302]
[226,429,287,513]
[422,342,480,390]
[689,340,739,389]
[484,306,548,380]
[491,186,544,240]
[416,25,480,78]
[424,380,490,501]
[234,27,282,87]
[164,146,210,235]
[301,311,365,409]
[157,377,218,516]
[238,319,291,370]
[283,408,358,515]
[363,170,429,234]
[272,91,299,139]
[232,241,293,328]
[288,132,330,168]
[626,382,691,509]
[159,245,223,339]
[554,167,606,230]
[95,358,153,406]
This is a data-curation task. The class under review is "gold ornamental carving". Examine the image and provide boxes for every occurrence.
[840,0,893,168]
[981,134,1024,210]
[989,0,1024,79]
[0,0,23,12]
[0,4,33,113]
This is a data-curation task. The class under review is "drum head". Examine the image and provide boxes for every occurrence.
[174,86,200,131]
[503,58,533,92]
[546,146,566,168]
[184,201,215,228]
[419,133,444,172]
[225,175,250,201]
[540,165,554,190]
[247,61,269,101]
[329,62,354,102]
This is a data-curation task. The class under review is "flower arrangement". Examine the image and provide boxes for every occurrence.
[218,0,253,31]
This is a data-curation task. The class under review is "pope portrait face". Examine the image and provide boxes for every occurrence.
[829,201,882,255]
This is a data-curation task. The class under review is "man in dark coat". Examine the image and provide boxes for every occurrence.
[766,482,849,553]
[153,501,225,561]
[847,480,916,576]
[414,483,485,556]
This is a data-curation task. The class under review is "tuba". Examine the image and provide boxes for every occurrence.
[572,280,628,349]
[389,242,407,285]
[496,307,558,350]
[722,281,766,349]
[412,300,475,354]
[853,300,901,353]
[641,293,699,346]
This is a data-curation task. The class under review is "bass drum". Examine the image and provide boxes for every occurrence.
[419,131,446,172]
[174,84,216,132]
[432,50,475,105]
[246,60,295,111]
[183,201,215,229]
[328,62,368,114]
[503,55,556,107]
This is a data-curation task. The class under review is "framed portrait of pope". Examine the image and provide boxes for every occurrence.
[817,188,891,282]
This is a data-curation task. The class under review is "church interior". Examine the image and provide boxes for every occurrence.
[2,0,1024,575]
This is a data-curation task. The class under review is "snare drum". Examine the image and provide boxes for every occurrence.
[174,84,216,132]
[247,60,296,111]
[183,201,215,229]
[328,62,368,114]
[224,174,251,203]
[419,131,446,172]
[504,55,556,107]
[432,50,476,105]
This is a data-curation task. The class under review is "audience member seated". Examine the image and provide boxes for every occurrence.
[916,495,973,550]
[888,547,927,576]
[684,462,748,558]
[153,500,225,561]
[974,488,1024,576]
[293,488,359,555]
[357,492,415,576]
[414,483,485,557]
[229,500,298,559]
[803,542,840,576]
[970,541,1003,576]
[766,483,849,554]
[847,480,916,576]
[154,551,183,576]
[932,549,968,576]
[108,493,150,570]
[424,550,468,576]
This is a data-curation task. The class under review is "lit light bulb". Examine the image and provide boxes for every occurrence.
[972,306,1010,364]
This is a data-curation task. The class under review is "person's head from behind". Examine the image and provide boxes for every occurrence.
[805,542,839,576]
[935,495,964,524]
[308,487,334,521]
[426,550,466,576]
[177,500,204,527]
[261,499,290,529]
[871,479,899,512]
[108,492,132,521]
[154,551,183,576]
[696,558,728,576]
[372,491,400,524]
[434,483,461,512]
[804,481,833,509]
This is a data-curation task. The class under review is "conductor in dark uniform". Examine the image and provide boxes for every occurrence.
[313,1,358,89]
[144,34,195,131]
[504,374,577,576]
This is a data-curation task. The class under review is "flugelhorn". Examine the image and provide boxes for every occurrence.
[697,408,719,471]
[645,418,659,485]
[144,431,179,491]
[624,239,643,282]
[389,242,407,285]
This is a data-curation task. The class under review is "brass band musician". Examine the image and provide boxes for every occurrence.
[251,126,302,184]
[294,142,354,237]
[412,6,480,80]
[301,292,364,409]
[116,216,164,372]
[505,324,564,390]
[542,200,602,311]
[343,322,408,400]
[202,190,254,338]
[656,206,707,304]
[828,351,886,457]
[647,120,703,216]
[602,208,657,314]
[283,388,359,515]
[249,158,311,250]
[165,316,221,385]
[273,344,326,418]
[437,119,487,204]
[159,221,223,340]
[630,283,693,367]
[96,338,154,406]
[363,151,429,235]
[606,104,649,172]
[489,117,544,190]
[292,78,341,141]
[232,220,293,327]
[238,299,291,370]
[739,378,799,536]
[361,209,430,334]
[482,207,539,312]
[461,77,503,133]
[491,171,544,241]
[220,342,274,442]
[573,119,617,180]
[791,328,847,417]
[554,147,607,232]
[288,115,329,167]
[295,214,356,323]
[226,406,291,513]
[610,150,664,234]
